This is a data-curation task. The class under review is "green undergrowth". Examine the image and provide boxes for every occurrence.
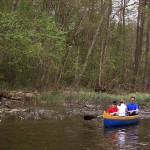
[37,90,150,104]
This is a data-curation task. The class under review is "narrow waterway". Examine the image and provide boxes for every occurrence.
[0,116,150,150]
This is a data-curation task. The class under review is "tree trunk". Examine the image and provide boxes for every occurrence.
[12,0,20,11]
[98,0,112,85]
[75,47,80,81]
[54,13,85,85]
[133,0,145,91]
[75,9,107,87]
[143,14,150,91]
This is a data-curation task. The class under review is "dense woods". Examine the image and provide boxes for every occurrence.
[0,0,150,92]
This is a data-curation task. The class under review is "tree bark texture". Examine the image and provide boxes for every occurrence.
[54,12,85,85]
[12,0,20,11]
[75,8,107,87]
[133,0,146,91]
[143,7,150,91]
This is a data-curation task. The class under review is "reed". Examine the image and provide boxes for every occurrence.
[37,90,150,103]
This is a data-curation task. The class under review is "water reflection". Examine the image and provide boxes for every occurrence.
[104,125,139,150]
[0,118,150,150]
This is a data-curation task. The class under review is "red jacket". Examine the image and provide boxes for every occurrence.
[107,107,118,113]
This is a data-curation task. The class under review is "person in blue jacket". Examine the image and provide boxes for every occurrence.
[126,97,139,116]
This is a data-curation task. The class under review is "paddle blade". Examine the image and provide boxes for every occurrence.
[83,115,97,120]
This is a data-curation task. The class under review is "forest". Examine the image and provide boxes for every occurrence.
[0,0,150,93]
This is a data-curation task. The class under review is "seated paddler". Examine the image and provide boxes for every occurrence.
[107,101,118,116]
[126,97,139,116]
[117,99,127,116]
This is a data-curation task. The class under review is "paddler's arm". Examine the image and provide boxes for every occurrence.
[128,109,139,114]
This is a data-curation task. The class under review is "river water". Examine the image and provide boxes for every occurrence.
[0,116,150,150]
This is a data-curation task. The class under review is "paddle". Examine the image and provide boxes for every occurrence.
[83,115,102,120]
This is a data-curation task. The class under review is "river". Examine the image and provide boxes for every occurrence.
[0,116,150,150]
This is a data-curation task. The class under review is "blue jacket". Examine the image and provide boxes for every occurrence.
[126,103,138,111]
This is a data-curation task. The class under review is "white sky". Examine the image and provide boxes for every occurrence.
[112,0,139,23]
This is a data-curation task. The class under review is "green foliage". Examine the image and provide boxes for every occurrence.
[0,10,65,87]
[0,0,149,92]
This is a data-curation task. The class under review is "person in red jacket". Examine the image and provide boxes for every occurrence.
[107,101,119,116]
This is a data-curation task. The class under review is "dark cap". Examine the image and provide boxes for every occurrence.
[113,101,117,105]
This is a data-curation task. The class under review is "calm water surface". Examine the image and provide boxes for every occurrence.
[0,117,150,150]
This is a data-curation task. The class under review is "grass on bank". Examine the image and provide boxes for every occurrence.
[37,90,150,103]
[1,83,150,104]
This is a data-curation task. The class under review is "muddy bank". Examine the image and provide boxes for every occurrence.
[0,99,103,121]
[0,90,150,121]
[0,99,150,121]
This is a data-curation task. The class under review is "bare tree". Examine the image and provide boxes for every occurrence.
[54,12,85,85]
[143,2,150,91]
[75,3,108,87]
[133,0,146,91]
[12,0,20,11]
[98,0,112,85]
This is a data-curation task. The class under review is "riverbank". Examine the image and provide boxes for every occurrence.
[0,90,150,121]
